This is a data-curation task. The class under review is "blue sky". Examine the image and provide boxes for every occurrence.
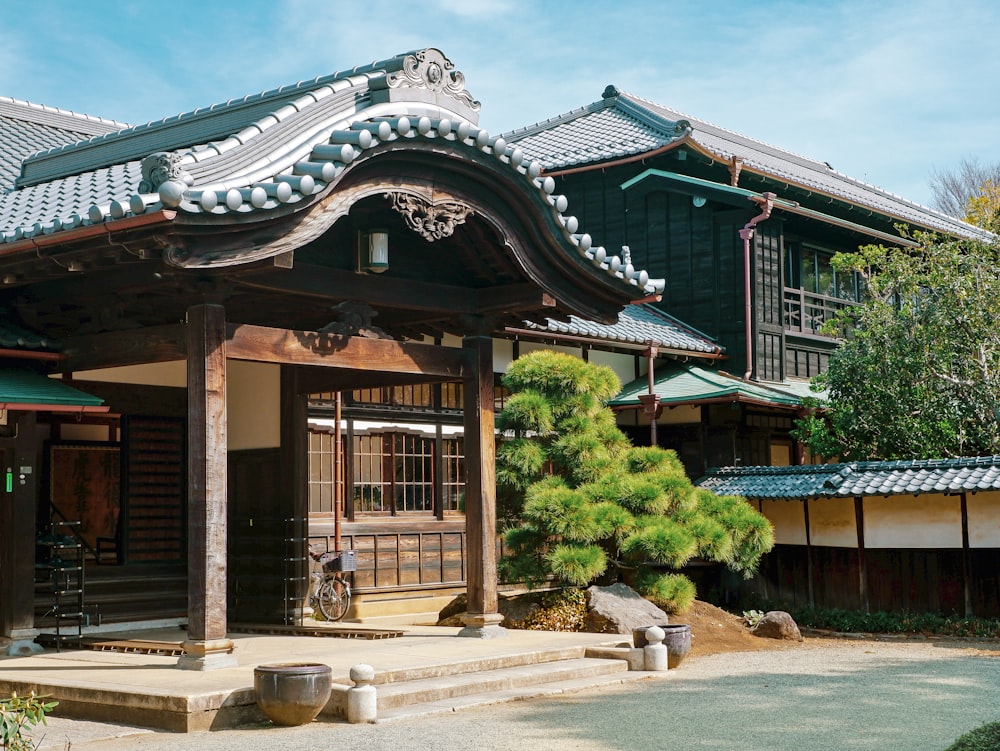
[2,0,998,208]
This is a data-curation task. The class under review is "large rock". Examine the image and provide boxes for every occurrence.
[584,583,669,635]
[752,610,803,641]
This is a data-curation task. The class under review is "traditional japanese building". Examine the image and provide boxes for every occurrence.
[0,49,683,661]
[505,87,988,474]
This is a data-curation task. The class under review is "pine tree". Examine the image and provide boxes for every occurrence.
[496,350,774,613]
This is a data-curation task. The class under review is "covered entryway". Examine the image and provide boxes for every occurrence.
[0,48,662,666]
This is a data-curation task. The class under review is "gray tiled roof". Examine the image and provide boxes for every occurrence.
[522,304,721,355]
[0,97,127,192]
[0,49,664,299]
[505,87,986,241]
[697,456,1000,500]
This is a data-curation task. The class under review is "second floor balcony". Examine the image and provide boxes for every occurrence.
[783,286,858,337]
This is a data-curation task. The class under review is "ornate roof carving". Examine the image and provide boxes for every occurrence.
[388,191,473,242]
[382,49,480,114]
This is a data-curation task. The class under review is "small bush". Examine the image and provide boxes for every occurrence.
[1,692,58,751]
[506,588,588,632]
[944,721,1000,751]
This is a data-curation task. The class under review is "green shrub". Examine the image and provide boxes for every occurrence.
[780,606,1000,638]
[0,692,58,751]
[945,721,1000,751]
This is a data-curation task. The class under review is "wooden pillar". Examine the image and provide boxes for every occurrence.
[4,413,44,654]
[178,304,237,670]
[280,365,309,623]
[961,492,973,618]
[459,332,505,638]
[804,498,814,608]
[855,496,869,614]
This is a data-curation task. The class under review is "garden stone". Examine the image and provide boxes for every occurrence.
[585,583,670,635]
[752,610,803,641]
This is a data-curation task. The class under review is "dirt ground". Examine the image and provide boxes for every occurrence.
[680,600,802,657]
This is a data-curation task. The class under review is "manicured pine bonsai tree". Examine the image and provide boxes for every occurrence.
[496,349,774,613]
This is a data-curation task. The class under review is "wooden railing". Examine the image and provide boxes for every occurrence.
[783,287,857,336]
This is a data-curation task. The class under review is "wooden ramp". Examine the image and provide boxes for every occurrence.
[231,623,405,640]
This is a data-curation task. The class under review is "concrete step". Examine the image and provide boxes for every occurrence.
[375,660,662,722]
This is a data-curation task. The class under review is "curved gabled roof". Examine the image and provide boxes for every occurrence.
[0,50,663,304]
[505,86,989,241]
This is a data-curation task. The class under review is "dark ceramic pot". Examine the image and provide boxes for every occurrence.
[662,624,692,668]
[632,624,669,648]
[254,662,332,726]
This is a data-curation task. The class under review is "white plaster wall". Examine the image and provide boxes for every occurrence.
[587,348,636,391]
[809,498,858,548]
[863,494,962,549]
[761,500,807,545]
[227,360,281,450]
[518,341,583,359]
[968,491,1000,548]
[493,338,515,374]
[73,361,187,387]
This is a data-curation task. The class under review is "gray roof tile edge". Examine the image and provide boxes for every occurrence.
[506,88,991,242]
[18,59,399,163]
[1,107,666,299]
[0,96,129,132]
[696,456,1000,499]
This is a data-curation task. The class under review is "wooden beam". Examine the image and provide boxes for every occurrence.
[225,323,468,379]
[236,266,553,317]
[235,264,477,314]
[178,304,236,669]
[61,324,187,372]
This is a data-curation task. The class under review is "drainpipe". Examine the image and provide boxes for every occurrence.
[737,192,775,381]
[636,344,662,446]
[334,392,343,554]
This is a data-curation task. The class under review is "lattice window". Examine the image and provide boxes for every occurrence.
[353,433,391,514]
[308,430,343,515]
[441,437,465,513]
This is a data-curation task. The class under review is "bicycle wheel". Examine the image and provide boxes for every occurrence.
[317,578,350,621]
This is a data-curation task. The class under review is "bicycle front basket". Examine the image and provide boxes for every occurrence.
[322,550,357,572]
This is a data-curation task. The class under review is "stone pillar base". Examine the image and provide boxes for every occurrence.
[6,629,43,656]
[176,638,238,671]
[457,612,507,639]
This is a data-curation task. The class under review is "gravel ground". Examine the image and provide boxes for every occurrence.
[35,638,1000,751]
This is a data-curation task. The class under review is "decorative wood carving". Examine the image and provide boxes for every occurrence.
[388,192,473,242]
[317,301,389,339]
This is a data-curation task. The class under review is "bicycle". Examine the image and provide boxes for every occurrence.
[311,551,354,622]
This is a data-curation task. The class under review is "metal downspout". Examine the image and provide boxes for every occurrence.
[738,192,776,381]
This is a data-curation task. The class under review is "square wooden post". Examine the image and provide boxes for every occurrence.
[3,413,44,655]
[459,333,505,638]
[178,304,237,669]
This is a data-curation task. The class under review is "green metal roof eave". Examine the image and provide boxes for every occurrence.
[611,363,803,408]
[619,168,921,248]
[0,370,105,408]
[620,168,758,204]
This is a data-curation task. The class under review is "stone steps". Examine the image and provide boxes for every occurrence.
[327,649,664,723]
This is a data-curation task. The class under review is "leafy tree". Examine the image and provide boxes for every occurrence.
[930,157,1000,226]
[793,229,1000,460]
[496,350,773,613]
